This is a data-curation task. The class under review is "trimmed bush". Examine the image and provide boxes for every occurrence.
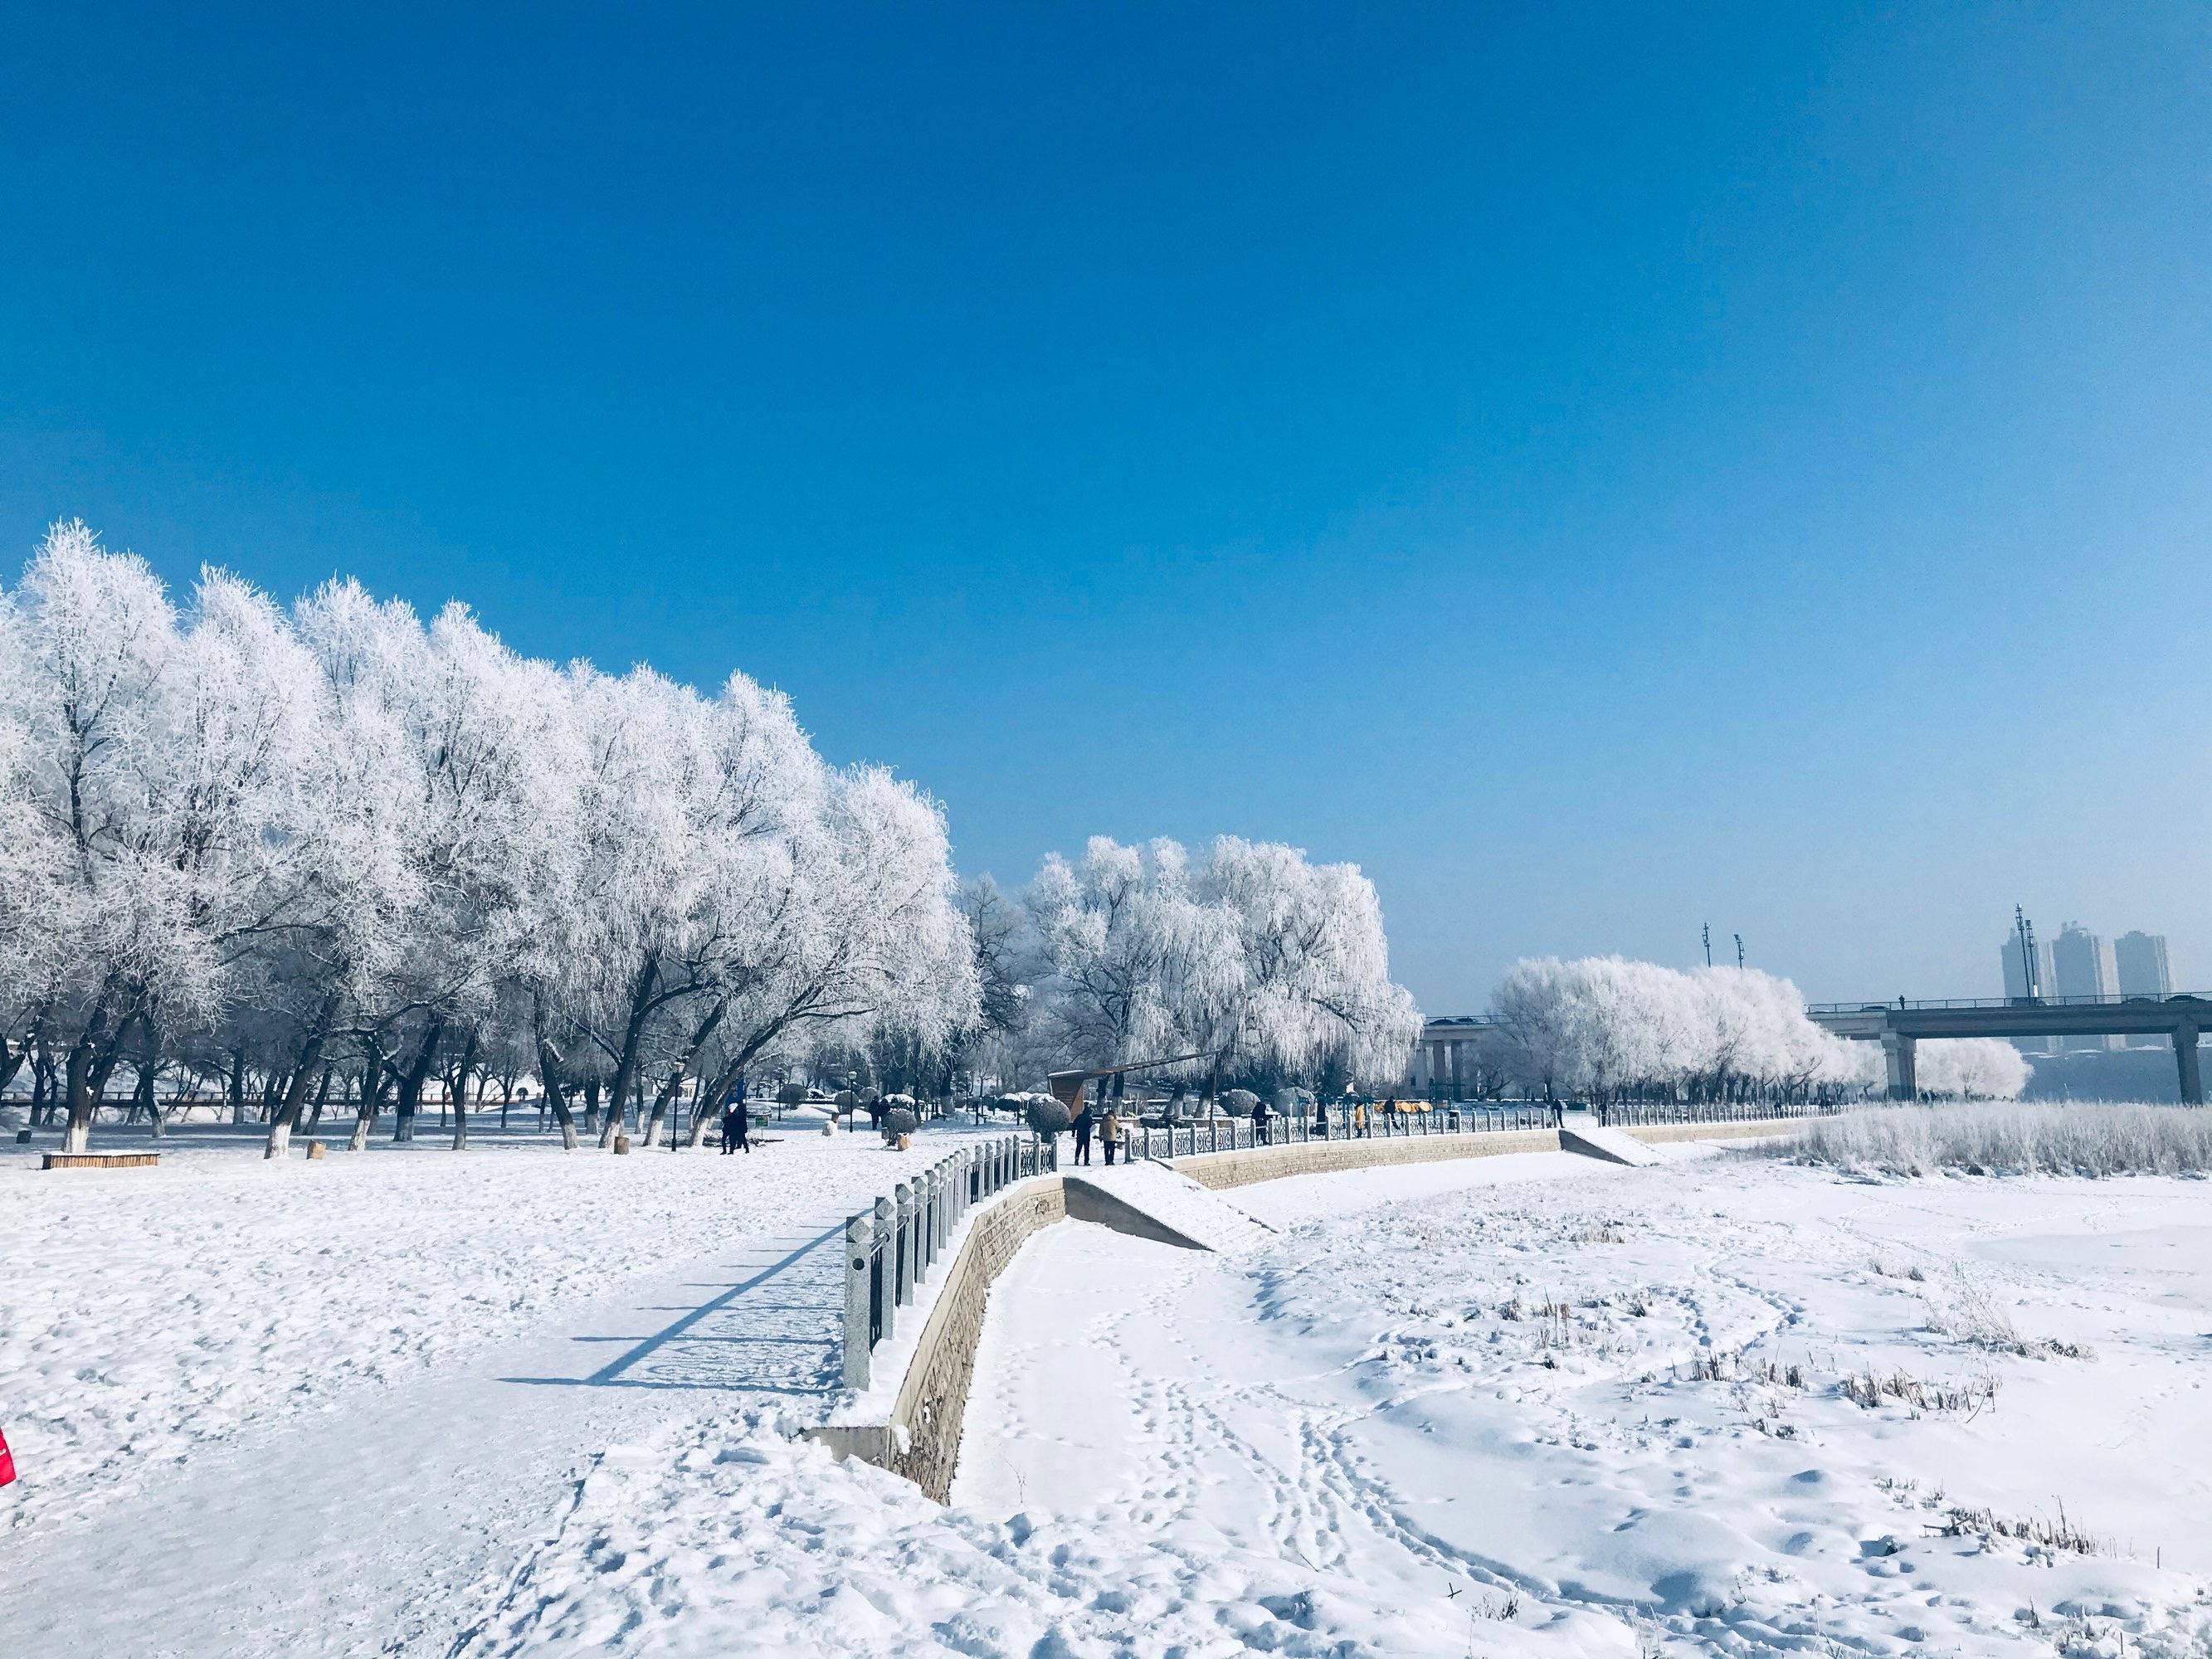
[1026,1098,1073,1138]
[1220,1088,1259,1118]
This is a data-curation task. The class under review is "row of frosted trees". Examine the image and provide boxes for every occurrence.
[957,835,1425,1107]
[0,523,980,1154]
[1482,956,2028,1105]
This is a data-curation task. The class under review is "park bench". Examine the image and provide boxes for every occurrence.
[42,1151,160,1171]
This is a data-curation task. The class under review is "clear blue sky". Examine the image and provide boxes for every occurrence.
[5,3,2208,1010]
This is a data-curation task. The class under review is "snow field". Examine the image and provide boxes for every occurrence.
[0,1127,958,1535]
[1207,1157,2212,1654]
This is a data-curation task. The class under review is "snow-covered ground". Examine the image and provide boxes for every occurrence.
[0,1119,995,1655]
[462,1148,2212,1658]
[9,1127,2210,1657]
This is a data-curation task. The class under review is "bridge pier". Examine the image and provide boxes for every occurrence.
[1881,1030,1917,1101]
[2176,1024,2203,1106]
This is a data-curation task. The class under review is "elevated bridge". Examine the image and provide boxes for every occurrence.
[1806,995,2210,1102]
[1415,996,2211,1104]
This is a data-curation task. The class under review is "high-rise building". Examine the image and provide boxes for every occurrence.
[2050,922,2120,1050]
[2113,932,2173,1046]
[2114,931,2173,998]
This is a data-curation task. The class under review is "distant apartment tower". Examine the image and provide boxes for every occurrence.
[2114,931,2173,998]
[2050,922,2120,1050]
[2000,930,2059,1055]
[2113,932,2174,1046]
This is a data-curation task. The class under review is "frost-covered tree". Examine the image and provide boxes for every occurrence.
[1021,834,1418,1094]
[0,523,973,1153]
[1485,956,1873,1106]
[1913,1038,2030,1100]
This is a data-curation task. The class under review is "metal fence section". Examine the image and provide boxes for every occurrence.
[1123,1100,1552,1163]
[1602,1098,1847,1126]
[840,1133,1059,1389]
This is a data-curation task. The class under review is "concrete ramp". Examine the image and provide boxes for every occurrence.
[1064,1162,1276,1254]
[1558,1123,1664,1167]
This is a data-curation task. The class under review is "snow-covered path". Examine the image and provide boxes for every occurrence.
[0,1124,978,1657]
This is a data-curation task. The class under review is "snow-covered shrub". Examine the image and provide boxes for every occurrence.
[881,1107,918,1141]
[1219,1088,1259,1118]
[1774,1103,2212,1178]
[1025,1098,1072,1138]
[777,1082,809,1108]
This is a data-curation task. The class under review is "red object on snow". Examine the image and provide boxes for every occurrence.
[0,1426,15,1487]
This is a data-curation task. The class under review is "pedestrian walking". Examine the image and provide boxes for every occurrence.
[1312,1103,1328,1139]
[1101,1107,1121,1166]
[1353,1100,1369,1138]
[721,1095,751,1154]
[1073,1103,1094,1165]
[1252,1096,1271,1146]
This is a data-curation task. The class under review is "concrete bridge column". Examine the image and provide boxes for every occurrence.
[1880,1030,1917,1101]
[2176,1024,2203,1106]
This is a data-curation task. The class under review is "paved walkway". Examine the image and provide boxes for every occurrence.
[7,1204,861,1659]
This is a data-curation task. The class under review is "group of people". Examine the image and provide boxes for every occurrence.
[1069,1102,1125,1165]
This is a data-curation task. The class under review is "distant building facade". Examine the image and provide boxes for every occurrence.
[2113,931,2173,1047]
[2050,922,2120,1050]
[2114,931,2173,998]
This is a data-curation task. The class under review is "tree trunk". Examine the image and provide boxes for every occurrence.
[305,1063,334,1136]
[449,1029,481,1151]
[535,1034,581,1151]
[582,1076,601,1137]
[392,1019,443,1143]
[349,1048,389,1152]
[645,999,728,1151]
[61,1001,116,1155]
[598,960,661,1149]
[266,1013,337,1158]
[137,1039,165,1139]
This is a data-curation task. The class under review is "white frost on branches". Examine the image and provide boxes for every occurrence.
[0,522,977,1151]
[1020,834,1419,1092]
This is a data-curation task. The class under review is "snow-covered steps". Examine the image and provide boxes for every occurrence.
[1557,1122,1664,1167]
[1064,1160,1276,1254]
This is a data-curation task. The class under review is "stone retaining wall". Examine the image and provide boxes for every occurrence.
[814,1176,1067,1502]
[1170,1126,1563,1190]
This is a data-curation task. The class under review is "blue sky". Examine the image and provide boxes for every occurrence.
[4,3,2208,1010]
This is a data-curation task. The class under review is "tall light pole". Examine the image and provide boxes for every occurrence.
[2014,905,2041,1000]
[1702,923,1712,967]
[1734,933,1745,970]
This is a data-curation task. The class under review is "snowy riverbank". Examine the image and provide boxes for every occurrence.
[465,1149,2212,1657]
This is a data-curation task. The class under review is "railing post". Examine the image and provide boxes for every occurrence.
[894,1181,916,1309]
[843,1211,875,1389]
[873,1194,896,1345]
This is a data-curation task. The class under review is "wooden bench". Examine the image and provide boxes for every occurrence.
[42,1151,160,1171]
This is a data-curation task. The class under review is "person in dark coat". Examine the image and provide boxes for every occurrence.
[1251,1096,1271,1146]
[721,1096,750,1155]
[1073,1102,1094,1165]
